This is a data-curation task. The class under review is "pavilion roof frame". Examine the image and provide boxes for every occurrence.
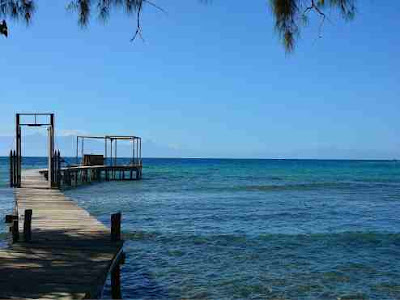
[76,135,142,166]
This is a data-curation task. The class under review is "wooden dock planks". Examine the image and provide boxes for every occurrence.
[0,169,123,299]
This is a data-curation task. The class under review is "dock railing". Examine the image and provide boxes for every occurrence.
[9,150,20,188]
[10,149,63,188]
[51,150,62,188]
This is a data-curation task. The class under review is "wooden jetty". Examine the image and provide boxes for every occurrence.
[39,162,143,189]
[0,169,125,299]
[1,113,142,299]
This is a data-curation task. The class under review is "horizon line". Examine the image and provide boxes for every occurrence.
[0,156,398,161]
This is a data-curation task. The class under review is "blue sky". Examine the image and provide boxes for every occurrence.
[1,1,400,158]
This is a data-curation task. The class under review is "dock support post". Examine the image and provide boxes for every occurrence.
[9,150,13,187]
[57,150,61,188]
[23,209,32,242]
[111,212,121,241]
[16,114,21,188]
[48,114,54,189]
[13,150,17,187]
[12,219,19,243]
[111,263,122,299]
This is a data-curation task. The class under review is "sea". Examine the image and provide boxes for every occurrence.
[0,157,400,299]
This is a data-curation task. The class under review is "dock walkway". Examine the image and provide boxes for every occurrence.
[0,169,123,299]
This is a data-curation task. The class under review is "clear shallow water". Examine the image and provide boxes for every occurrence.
[1,158,400,299]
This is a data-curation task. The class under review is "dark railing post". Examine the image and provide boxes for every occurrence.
[13,150,17,187]
[53,150,55,186]
[12,219,19,243]
[67,170,71,186]
[23,209,32,242]
[51,150,60,188]
[54,150,57,187]
[18,151,21,187]
[9,150,13,187]
[50,151,54,186]
[111,212,121,241]
[57,150,61,187]
[111,263,122,299]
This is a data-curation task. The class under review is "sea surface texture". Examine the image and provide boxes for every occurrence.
[1,158,400,299]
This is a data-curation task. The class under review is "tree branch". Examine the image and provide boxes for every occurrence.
[303,0,327,39]
[130,0,143,42]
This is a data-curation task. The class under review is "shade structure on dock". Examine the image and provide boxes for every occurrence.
[76,135,142,167]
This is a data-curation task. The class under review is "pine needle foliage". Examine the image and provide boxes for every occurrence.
[270,0,355,51]
[0,0,356,51]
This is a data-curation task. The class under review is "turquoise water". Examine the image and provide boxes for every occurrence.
[1,158,400,299]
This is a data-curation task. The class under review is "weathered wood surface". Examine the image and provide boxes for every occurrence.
[0,169,123,299]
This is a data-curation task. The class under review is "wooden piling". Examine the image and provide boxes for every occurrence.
[57,150,61,187]
[12,219,19,243]
[9,150,13,187]
[23,209,32,242]
[13,150,17,187]
[111,212,121,242]
[66,170,70,186]
[111,263,122,299]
